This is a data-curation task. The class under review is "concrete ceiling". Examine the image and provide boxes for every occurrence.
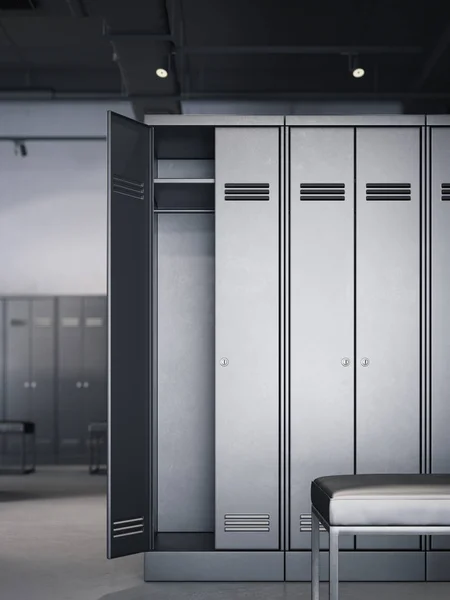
[0,0,450,114]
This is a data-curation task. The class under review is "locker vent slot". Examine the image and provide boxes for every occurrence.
[35,317,52,328]
[61,317,80,328]
[299,514,326,533]
[441,183,450,200]
[300,183,345,201]
[85,317,103,328]
[224,513,270,532]
[112,175,144,200]
[10,319,27,326]
[112,517,144,539]
[224,183,269,201]
[366,183,411,201]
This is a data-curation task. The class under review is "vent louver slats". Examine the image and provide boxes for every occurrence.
[299,514,326,533]
[112,517,144,539]
[224,513,270,532]
[441,184,450,201]
[366,183,411,201]
[112,175,144,200]
[224,183,269,201]
[300,183,345,201]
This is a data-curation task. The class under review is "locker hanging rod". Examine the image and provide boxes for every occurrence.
[154,209,214,214]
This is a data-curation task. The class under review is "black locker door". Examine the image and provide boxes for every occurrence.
[57,297,84,463]
[107,112,152,558]
[30,298,56,464]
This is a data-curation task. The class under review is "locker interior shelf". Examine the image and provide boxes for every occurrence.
[154,180,215,211]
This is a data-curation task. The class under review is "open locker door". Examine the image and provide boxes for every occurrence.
[107,112,152,558]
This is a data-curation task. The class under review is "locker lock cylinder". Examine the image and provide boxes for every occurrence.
[219,357,229,367]
[341,357,351,367]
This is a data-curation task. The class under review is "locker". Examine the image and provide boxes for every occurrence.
[4,298,56,464]
[57,296,107,463]
[5,300,30,425]
[30,298,56,463]
[430,126,450,550]
[215,127,280,551]
[82,297,107,427]
[107,113,440,583]
[57,297,84,463]
[289,127,355,551]
[355,127,421,550]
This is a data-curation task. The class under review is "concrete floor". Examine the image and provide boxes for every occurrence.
[1,467,450,600]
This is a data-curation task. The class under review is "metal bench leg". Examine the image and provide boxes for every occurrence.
[311,510,320,600]
[329,528,339,600]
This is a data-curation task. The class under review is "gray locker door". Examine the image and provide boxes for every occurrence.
[290,127,355,550]
[356,127,421,549]
[5,300,31,457]
[82,296,107,429]
[215,127,280,550]
[108,112,152,558]
[430,127,450,550]
[31,298,56,463]
[57,297,84,463]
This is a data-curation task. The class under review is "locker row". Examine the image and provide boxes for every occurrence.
[0,296,107,465]
[107,114,450,581]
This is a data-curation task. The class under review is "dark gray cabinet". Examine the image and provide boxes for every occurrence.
[4,298,56,463]
[0,295,106,466]
[30,299,57,463]
[57,296,107,464]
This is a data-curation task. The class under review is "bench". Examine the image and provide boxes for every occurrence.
[0,421,36,474]
[311,474,450,599]
[88,421,107,474]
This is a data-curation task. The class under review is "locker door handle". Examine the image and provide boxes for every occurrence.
[31,381,37,388]
[360,357,370,367]
[83,382,89,388]
[24,381,30,388]
[76,382,82,388]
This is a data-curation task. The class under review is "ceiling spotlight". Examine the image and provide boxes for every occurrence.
[156,53,173,79]
[14,141,27,158]
[347,54,365,79]
[352,67,365,79]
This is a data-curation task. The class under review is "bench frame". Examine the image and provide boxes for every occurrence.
[311,505,450,599]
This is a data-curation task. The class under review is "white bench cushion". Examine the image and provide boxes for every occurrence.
[311,474,450,526]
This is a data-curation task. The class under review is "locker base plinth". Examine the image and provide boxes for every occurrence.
[144,551,284,581]
[285,551,426,582]
[426,552,450,581]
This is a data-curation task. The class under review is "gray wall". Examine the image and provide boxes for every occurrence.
[0,101,133,295]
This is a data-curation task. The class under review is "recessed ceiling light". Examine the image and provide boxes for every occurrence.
[156,68,168,79]
[352,67,365,79]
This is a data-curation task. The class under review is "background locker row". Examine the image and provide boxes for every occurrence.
[0,296,107,466]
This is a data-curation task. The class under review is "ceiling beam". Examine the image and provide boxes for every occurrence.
[2,90,450,102]
[104,30,173,42]
[412,22,450,90]
[181,45,423,56]
[65,0,89,18]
